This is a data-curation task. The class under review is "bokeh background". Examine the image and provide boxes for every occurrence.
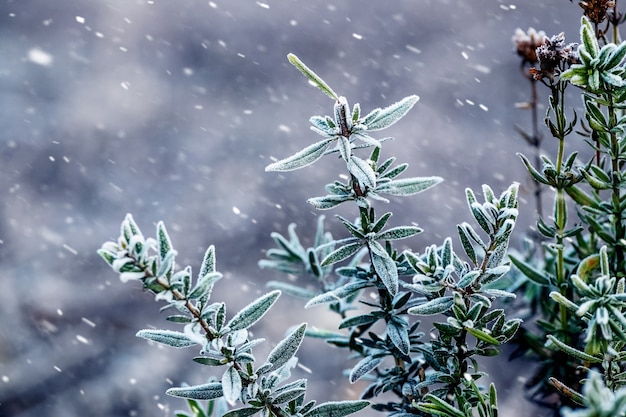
[0,1,584,416]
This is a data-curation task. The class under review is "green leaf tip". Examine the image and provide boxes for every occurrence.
[288,53,339,100]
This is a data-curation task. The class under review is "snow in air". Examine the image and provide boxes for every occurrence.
[28,48,53,66]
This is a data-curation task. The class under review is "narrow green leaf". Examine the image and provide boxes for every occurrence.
[308,194,352,209]
[259,323,307,374]
[222,366,242,405]
[266,137,335,172]
[338,135,352,162]
[581,16,599,58]
[364,95,419,131]
[376,226,422,241]
[222,407,259,417]
[185,399,207,417]
[349,356,383,383]
[97,248,116,266]
[457,224,478,265]
[305,281,370,308]
[304,400,370,417]
[136,329,197,348]
[266,281,318,299]
[287,53,339,100]
[321,241,363,266]
[371,212,393,234]
[369,241,398,296]
[377,176,443,196]
[193,357,224,366]
[226,290,280,331]
[166,382,223,400]
[348,156,376,189]
[387,319,410,355]
[550,291,581,313]
[379,162,408,180]
[547,335,602,363]
[408,296,454,315]
[273,387,307,405]
[416,394,465,417]
[157,221,173,260]
[509,254,551,286]
[336,215,366,239]
[517,153,550,185]
[465,326,500,346]
[167,315,193,323]
[605,41,626,69]
[199,245,216,277]
[457,270,481,289]
[188,272,222,301]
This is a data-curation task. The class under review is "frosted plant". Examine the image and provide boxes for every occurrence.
[261,54,521,417]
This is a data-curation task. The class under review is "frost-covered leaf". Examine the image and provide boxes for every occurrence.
[166,382,223,400]
[348,156,376,189]
[339,312,381,329]
[272,386,307,405]
[416,394,465,417]
[222,407,259,417]
[226,290,280,331]
[408,296,454,316]
[258,323,306,374]
[580,16,599,59]
[457,270,481,289]
[222,366,242,405]
[193,356,224,366]
[266,281,318,299]
[338,135,352,162]
[349,356,383,383]
[304,400,370,417]
[156,249,176,278]
[288,53,339,100]
[136,329,197,348]
[377,176,442,196]
[307,194,352,209]
[321,241,363,266]
[167,315,193,323]
[370,212,392,234]
[351,131,381,148]
[387,319,410,355]
[369,241,398,296]
[188,272,222,301]
[266,137,335,172]
[363,95,419,131]
[465,326,500,346]
[376,226,422,241]
[157,221,173,260]
[547,335,602,363]
[457,225,477,265]
[305,281,370,308]
[120,271,146,282]
[605,41,626,69]
[199,245,216,277]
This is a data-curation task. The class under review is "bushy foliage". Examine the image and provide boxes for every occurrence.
[98,2,626,416]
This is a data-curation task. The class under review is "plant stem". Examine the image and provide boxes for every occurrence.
[530,77,544,220]
[607,94,625,274]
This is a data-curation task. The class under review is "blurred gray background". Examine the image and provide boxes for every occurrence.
[0,1,583,416]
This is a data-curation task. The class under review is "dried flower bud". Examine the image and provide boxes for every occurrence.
[579,0,616,24]
[531,32,578,81]
[513,27,547,64]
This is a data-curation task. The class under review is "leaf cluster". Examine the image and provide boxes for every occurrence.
[258,55,523,417]
[99,215,367,417]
